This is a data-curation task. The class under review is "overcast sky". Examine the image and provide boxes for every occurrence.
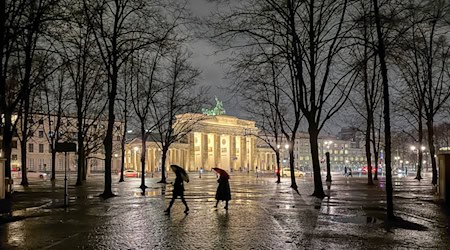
[186,0,345,136]
[186,0,243,118]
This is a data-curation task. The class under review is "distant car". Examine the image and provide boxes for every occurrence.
[281,167,305,177]
[27,170,48,180]
[393,168,406,177]
[11,167,21,178]
[119,169,139,178]
[361,166,382,174]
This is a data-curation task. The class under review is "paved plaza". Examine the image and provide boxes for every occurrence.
[0,172,449,249]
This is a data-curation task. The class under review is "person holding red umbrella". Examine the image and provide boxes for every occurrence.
[212,167,231,209]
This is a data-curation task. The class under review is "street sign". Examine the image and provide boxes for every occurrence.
[55,142,77,152]
[55,142,76,207]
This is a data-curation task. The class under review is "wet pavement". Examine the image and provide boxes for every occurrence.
[1,172,449,249]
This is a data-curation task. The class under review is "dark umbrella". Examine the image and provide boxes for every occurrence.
[212,167,230,179]
[170,165,189,182]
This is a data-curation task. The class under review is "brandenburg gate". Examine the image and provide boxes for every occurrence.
[125,98,259,173]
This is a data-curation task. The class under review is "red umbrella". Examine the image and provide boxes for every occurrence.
[212,167,230,179]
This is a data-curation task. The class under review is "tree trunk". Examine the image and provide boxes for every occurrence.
[159,146,168,183]
[101,66,118,198]
[119,109,127,182]
[51,145,56,181]
[362,10,373,185]
[20,104,29,186]
[365,119,373,185]
[371,118,379,180]
[102,110,115,197]
[276,150,281,183]
[76,128,84,186]
[289,146,298,191]
[20,135,29,186]
[83,157,88,180]
[309,126,325,198]
[427,118,437,185]
[373,0,395,220]
[2,111,13,179]
[416,105,423,180]
[140,127,147,190]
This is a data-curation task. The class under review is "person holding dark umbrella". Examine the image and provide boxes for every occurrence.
[165,165,189,215]
[212,167,231,210]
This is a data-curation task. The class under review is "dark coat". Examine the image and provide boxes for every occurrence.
[172,174,185,197]
[215,176,231,201]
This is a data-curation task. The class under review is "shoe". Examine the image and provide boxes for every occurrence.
[184,208,189,214]
[224,206,228,210]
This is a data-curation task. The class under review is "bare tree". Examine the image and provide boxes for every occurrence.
[372,0,396,220]
[1,0,27,180]
[240,60,285,184]
[41,64,71,182]
[208,0,356,198]
[12,0,61,186]
[348,0,383,185]
[1,0,59,182]
[117,59,131,182]
[59,1,107,186]
[130,46,164,190]
[150,48,206,184]
[393,0,450,185]
[84,0,185,197]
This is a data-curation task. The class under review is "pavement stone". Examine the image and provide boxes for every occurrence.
[0,172,449,249]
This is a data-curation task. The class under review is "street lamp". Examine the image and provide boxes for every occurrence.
[410,146,418,171]
[284,144,290,166]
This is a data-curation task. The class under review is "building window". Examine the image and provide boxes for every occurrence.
[58,159,64,170]
[39,119,44,125]
[38,131,44,138]
[29,159,34,170]
[12,154,17,161]
[28,143,34,153]
[12,140,18,148]
[39,144,44,153]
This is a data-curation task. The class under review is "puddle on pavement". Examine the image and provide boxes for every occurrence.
[330,215,382,225]
[132,190,162,196]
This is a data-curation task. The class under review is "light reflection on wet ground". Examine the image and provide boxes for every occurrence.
[0,173,449,249]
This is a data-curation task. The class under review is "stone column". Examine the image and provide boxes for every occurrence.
[220,134,231,171]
